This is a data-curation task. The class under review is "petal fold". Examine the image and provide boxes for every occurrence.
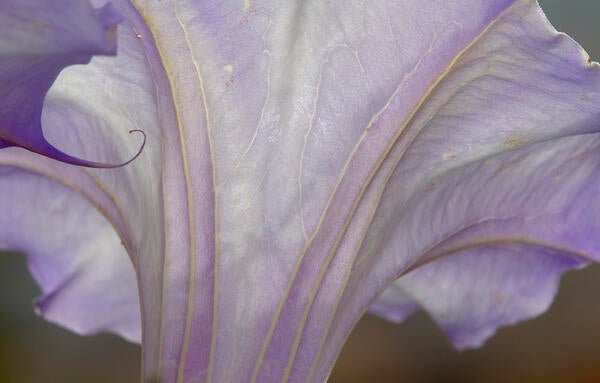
[309,0,600,379]
[0,0,145,167]
[4,1,600,383]
[320,132,600,382]
[0,166,140,341]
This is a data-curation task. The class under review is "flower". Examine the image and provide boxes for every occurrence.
[1,0,600,382]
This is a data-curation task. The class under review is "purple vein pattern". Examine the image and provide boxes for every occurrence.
[1,1,600,382]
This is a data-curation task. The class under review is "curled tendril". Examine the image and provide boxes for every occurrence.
[3,129,147,169]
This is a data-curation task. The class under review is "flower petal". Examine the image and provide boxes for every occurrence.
[126,1,546,381]
[124,0,600,381]
[1,0,164,359]
[373,245,585,349]
[5,1,600,383]
[303,0,600,379]
[0,165,140,341]
[0,0,142,166]
[318,132,600,382]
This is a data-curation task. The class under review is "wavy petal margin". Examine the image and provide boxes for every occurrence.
[2,1,600,383]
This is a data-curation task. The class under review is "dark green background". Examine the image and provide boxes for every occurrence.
[1,1,599,382]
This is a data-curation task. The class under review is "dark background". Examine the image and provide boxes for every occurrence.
[1,1,599,382]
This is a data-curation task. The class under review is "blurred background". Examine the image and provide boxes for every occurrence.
[1,1,599,382]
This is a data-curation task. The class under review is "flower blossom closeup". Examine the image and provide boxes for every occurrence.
[1,0,600,382]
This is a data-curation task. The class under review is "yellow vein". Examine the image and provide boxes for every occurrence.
[249,32,436,382]
[148,47,169,383]
[318,236,591,383]
[128,7,172,380]
[279,25,462,383]
[252,39,429,383]
[303,4,527,379]
[139,5,199,383]
[130,6,195,381]
[170,4,219,383]
[304,38,484,383]
[303,196,382,381]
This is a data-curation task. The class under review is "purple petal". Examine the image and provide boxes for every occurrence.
[0,165,139,341]
[123,1,536,381]
[307,0,600,380]
[322,132,600,381]
[367,284,420,324]
[0,0,164,349]
[0,0,148,167]
[2,1,600,383]
[124,1,600,382]
[375,245,585,349]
